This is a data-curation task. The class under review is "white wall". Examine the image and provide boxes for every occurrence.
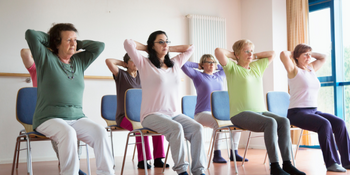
[0,0,241,163]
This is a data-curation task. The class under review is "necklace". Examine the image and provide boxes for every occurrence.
[59,59,75,80]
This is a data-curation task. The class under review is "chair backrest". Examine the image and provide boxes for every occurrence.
[16,87,37,132]
[124,88,143,129]
[211,91,230,120]
[266,91,290,117]
[101,95,117,126]
[182,95,197,119]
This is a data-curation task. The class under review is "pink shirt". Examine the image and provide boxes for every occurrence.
[124,39,194,122]
[27,63,37,87]
[288,66,320,109]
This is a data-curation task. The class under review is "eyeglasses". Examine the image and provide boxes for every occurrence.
[243,50,254,54]
[204,61,217,64]
[154,41,171,45]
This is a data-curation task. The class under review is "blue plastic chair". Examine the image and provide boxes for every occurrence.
[181,95,197,119]
[266,91,304,164]
[122,89,191,175]
[12,87,91,175]
[207,91,251,173]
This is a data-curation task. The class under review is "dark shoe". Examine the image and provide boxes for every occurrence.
[137,160,151,169]
[213,150,227,163]
[78,169,86,175]
[178,172,189,175]
[282,161,306,175]
[271,162,289,175]
[154,158,169,168]
[230,149,248,162]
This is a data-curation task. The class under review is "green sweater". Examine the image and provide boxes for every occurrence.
[25,29,105,129]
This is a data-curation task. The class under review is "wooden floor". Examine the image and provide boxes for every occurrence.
[2,148,350,175]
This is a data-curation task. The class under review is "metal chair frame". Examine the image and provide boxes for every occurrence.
[12,87,90,175]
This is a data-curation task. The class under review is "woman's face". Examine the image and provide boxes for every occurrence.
[237,44,254,63]
[126,60,137,71]
[202,58,217,74]
[296,51,312,65]
[57,31,77,57]
[153,34,169,58]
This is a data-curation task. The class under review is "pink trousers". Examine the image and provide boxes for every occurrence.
[120,117,165,161]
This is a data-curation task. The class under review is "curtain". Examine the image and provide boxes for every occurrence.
[286,0,312,145]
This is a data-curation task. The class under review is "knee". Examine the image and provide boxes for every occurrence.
[279,117,290,127]
[265,118,278,128]
[91,124,108,139]
[193,122,203,132]
[169,122,183,133]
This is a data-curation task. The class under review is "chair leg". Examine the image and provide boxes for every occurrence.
[139,131,148,175]
[109,128,115,161]
[207,132,214,157]
[25,135,33,175]
[229,129,238,174]
[186,140,191,173]
[263,151,268,164]
[295,129,304,160]
[121,133,132,175]
[132,144,136,161]
[290,139,295,166]
[207,128,219,169]
[242,131,252,166]
[162,144,170,173]
[85,143,91,175]
[224,131,230,160]
[11,136,21,175]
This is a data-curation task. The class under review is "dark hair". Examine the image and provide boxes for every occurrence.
[123,53,130,63]
[293,44,312,64]
[48,23,78,54]
[146,30,173,68]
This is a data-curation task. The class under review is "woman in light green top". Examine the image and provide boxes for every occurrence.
[215,39,305,175]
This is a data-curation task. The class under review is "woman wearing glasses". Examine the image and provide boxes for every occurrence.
[281,44,350,172]
[124,30,206,175]
[181,54,247,163]
[215,39,305,175]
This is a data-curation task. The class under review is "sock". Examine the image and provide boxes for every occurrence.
[137,160,151,169]
[270,162,289,175]
[78,169,86,175]
[282,161,306,175]
[213,150,227,163]
[178,171,189,175]
[154,158,169,168]
[230,149,248,162]
[327,163,346,172]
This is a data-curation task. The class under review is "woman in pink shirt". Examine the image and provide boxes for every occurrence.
[124,31,206,175]
[281,44,350,172]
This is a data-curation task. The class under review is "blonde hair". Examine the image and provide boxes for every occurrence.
[199,54,216,69]
[232,39,255,58]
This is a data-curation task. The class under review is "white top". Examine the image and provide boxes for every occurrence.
[124,39,194,122]
[288,66,320,109]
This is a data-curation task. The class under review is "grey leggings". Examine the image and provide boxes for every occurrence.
[231,111,291,163]
[142,113,206,175]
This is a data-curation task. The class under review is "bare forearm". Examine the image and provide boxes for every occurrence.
[311,52,326,61]
[254,51,275,59]
[134,40,147,52]
[169,45,191,52]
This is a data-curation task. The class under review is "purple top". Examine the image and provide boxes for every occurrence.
[181,61,225,114]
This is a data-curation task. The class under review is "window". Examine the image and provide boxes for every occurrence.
[309,0,350,134]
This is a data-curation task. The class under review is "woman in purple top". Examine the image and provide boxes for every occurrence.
[106,53,168,169]
[181,54,247,163]
[281,44,350,172]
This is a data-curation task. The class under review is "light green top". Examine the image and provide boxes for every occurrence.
[223,58,269,117]
[25,29,105,129]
